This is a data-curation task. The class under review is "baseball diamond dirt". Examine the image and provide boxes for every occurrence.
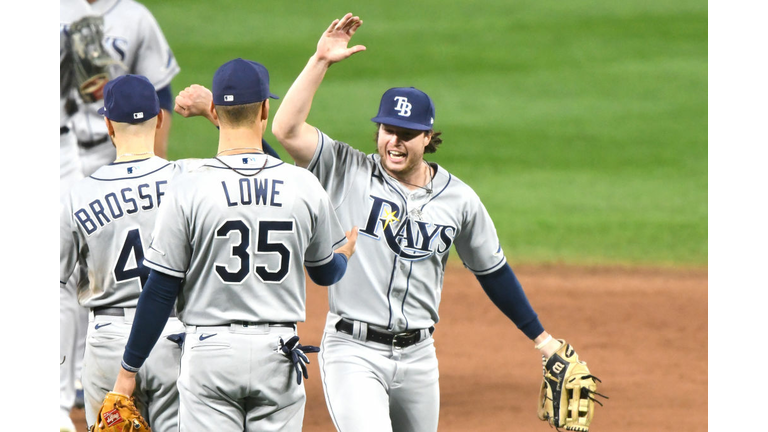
[72,262,707,431]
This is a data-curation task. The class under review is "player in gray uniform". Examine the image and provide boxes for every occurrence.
[59,2,96,430]
[271,14,572,432]
[68,0,179,175]
[109,59,357,432]
[60,75,187,430]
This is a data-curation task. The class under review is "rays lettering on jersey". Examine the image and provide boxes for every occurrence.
[103,36,128,62]
[74,181,168,236]
[360,196,456,260]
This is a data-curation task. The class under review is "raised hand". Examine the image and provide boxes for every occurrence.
[335,226,359,260]
[315,13,366,65]
[174,84,217,126]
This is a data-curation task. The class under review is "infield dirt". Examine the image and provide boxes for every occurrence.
[71,263,707,431]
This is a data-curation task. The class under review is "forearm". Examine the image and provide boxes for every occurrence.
[271,56,330,166]
[476,266,562,358]
[476,264,544,339]
[121,270,181,372]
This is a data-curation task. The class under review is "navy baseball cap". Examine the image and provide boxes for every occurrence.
[97,74,159,123]
[212,58,279,106]
[371,87,435,131]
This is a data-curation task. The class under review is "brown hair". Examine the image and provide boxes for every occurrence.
[374,124,443,154]
[215,101,263,128]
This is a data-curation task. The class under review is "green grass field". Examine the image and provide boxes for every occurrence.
[144,0,707,267]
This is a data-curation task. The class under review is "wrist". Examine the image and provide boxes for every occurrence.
[310,54,334,69]
[538,338,562,359]
[113,367,137,396]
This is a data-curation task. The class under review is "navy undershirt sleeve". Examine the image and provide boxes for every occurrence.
[121,270,182,372]
[475,264,544,340]
[156,85,173,112]
[306,253,348,286]
[262,139,281,160]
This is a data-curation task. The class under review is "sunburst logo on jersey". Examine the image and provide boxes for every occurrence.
[361,195,457,261]
[382,208,399,230]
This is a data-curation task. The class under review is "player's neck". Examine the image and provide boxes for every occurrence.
[113,136,155,162]
[384,160,433,191]
[217,127,264,155]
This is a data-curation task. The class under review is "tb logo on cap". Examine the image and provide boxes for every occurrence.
[393,96,412,117]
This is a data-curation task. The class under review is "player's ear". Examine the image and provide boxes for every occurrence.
[210,101,219,123]
[155,109,164,131]
[261,100,270,121]
[105,117,115,139]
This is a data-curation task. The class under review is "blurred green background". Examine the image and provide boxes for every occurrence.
[145,0,707,267]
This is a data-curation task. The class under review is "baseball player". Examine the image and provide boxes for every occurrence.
[60,74,191,431]
[109,58,357,432]
[269,14,572,431]
[60,2,98,430]
[68,0,179,176]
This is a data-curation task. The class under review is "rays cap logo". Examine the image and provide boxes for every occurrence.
[371,87,435,131]
[213,58,280,106]
[97,74,159,124]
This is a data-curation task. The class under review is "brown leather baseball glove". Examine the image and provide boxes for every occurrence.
[89,392,150,432]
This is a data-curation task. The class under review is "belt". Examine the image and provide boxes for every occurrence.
[92,306,176,318]
[335,319,433,348]
[78,135,110,149]
[60,126,69,135]
[233,321,295,328]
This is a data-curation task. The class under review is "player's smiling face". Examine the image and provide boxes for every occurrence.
[376,124,431,181]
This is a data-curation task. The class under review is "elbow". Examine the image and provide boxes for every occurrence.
[306,253,348,286]
[271,117,293,144]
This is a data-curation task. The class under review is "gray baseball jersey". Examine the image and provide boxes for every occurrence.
[70,0,179,173]
[60,0,92,189]
[60,156,194,430]
[309,130,506,333]
[143,154,347,325]
[60,157,185,307]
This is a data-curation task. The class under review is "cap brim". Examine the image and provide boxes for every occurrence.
[269,91,280,100]
[97,106,107,116]
[371,116,433,131]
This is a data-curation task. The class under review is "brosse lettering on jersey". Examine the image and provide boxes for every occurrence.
[74,180,167,235]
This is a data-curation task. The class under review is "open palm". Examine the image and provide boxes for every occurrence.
[316,13,366,64]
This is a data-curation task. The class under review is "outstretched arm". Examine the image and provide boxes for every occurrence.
[476,264,561,357]
[272,13,366,168]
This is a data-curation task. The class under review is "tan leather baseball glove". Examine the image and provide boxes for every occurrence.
[89,392,150,432]
[537,340,607,431]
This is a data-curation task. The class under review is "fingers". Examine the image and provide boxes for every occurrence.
[348,45,367,56]
[348,20,363,37]
[174,95,189,116]
[334,13,353,31]
[346,226,359,253]
[346,226,359,242]
[325,19,340,34]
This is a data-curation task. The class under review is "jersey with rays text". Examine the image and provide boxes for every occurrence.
[143,154,347,325]
[71,0,180,144]
[308,130,507,333]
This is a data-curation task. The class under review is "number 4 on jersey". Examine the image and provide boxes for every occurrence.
[114,228,149,288]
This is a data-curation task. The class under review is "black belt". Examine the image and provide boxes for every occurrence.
[335,319,433,348]
[92,306,176,318]
[78,135,110,149]
[60,126,70,135]
[233,321,295,328]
